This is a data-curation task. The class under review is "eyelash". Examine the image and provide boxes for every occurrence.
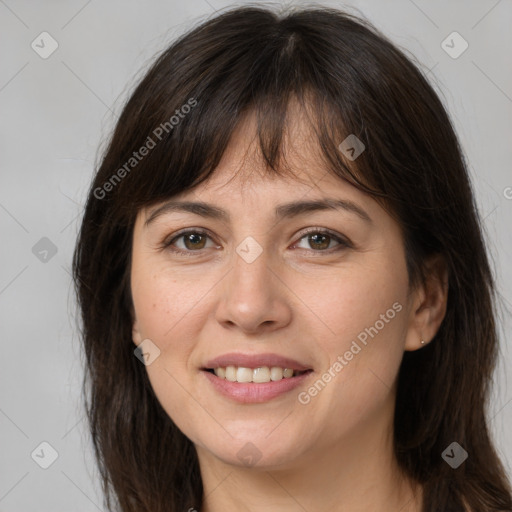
[160,227,351,257]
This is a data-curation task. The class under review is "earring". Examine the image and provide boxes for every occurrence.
[420,337,425,344]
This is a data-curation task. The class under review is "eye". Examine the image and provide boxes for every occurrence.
[163,229,218,255]
[293,228,350,253]
[161,228,351,256]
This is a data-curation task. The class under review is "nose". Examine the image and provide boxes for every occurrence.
[214,245,292,334]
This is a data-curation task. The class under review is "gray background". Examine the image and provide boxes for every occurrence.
[1,0,511,510]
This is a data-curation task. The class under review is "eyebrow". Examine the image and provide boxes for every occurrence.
[144,197,372,227]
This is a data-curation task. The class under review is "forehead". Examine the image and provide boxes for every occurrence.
[173,106,355,201]
[140,152,378,232]
[134,104,399,243]
[138,100,384,227]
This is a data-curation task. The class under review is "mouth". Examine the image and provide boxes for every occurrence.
[200,353,314,402]
[202,366,313,383]
[201,366,314,403]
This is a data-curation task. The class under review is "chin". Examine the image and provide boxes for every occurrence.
[198,435,305,471]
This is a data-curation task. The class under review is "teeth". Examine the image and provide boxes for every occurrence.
[225,366,237,382]
[213,366,301,383]
[236,367,253,383]
[270,367,283,381]
[253,367,271,383]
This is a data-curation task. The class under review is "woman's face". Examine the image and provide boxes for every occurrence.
[130,112,425,471]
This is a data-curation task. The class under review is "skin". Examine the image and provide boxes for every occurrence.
[130,106,448,512]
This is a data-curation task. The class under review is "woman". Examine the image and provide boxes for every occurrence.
[72,5,512,511]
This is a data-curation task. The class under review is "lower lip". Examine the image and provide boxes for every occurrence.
[202,370,313,403]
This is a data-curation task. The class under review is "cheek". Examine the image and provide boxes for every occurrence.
[299,254,409,424]
[131,265,210,441]
[297,253,408,352]
[144,361,206,448]
[131,260,210,348]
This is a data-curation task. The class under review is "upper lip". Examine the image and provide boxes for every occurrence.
[203,353,312,371]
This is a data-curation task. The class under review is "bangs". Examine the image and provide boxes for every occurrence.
[115,77,376,219]
[97,8,405,222]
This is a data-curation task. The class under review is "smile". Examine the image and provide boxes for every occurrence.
[202,367,313,403]
[207,365,309,383]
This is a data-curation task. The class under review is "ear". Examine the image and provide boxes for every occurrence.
[404,253,449,351]
[131,306,143,346]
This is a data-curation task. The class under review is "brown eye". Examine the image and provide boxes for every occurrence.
[294,229,349,252]
[163,228,350,257]
[306,233,331,250]
[181,232,207,250]
[164,229,217,255]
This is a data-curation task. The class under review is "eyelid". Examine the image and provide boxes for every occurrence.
[162,227,219,252]
[161,226,352,255]
[292,227,352,254]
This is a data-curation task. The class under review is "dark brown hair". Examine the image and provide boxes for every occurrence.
[72,5,512,511]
